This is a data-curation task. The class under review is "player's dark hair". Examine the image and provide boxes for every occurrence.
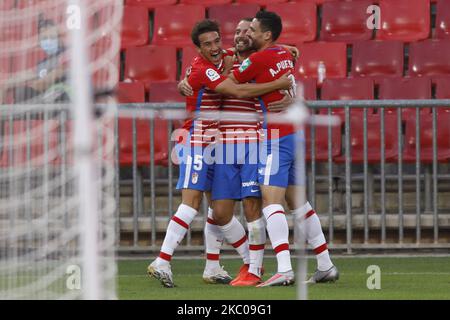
[38,18,56,34]
[191,19,221,47]
[255,10,282,42]
[241,17,253,23]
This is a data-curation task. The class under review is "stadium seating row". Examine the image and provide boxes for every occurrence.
[118,77,450,103]
[112,78,450,167]
[120,0,450,48]
[121,40,450,90]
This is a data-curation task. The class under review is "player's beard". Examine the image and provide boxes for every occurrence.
[235,36,252,54]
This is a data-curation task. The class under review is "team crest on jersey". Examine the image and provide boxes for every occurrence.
[191,172,199,184]
[239,58,251,72]
[206,68,220,82]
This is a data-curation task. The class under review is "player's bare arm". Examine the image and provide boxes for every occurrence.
[281,44,299,62]
[177,76,193,96]
[215,71,293,99]
[267,92,295,112]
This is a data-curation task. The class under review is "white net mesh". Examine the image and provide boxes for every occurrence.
[0,0,122,299]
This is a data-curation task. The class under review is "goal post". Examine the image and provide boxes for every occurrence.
[0,0,122,299]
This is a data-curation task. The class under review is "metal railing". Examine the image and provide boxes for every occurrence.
[114,99,450,253]
[1,100,449,253]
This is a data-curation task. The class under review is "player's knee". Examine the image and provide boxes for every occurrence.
[212,206,233,226]
[243,198,262,222]
[181,189,203,211]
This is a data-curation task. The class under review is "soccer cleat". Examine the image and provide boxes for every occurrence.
[256,270,295,287]
[307,265,339,284]
[230,264,249,286]
[203,266,232,284]
[231,272,262,287]
[147,260,175,288]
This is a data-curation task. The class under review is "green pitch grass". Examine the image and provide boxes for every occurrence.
[118,256,450,300]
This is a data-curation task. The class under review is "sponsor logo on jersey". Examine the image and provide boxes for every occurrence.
[242,181,259,187]
[239,58,251,72]
[206,68,220,82]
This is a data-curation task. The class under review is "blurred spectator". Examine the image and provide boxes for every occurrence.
[13,17,70,103]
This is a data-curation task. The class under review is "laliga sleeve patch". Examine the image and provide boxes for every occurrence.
[206,68,220,82]
[239,58,252,72]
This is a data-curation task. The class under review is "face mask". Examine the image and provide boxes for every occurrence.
[40,38,59,55]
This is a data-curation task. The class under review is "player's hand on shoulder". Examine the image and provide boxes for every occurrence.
[268,92,295,112]
[222,54,235,76]
[178,78,193,96]
[275,71,294,90]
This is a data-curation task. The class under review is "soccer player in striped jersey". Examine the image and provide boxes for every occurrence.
[147,19,294,288]
[231,11,339,286]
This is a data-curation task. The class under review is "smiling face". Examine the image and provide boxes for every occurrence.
[197,31,223,66]
[234,20,253,54]
[246,18,270,51]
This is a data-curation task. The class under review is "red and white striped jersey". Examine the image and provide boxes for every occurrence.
[219,55,262,144]
[183,55,228,146]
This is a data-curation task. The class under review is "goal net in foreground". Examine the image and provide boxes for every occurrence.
[0,0,122,299]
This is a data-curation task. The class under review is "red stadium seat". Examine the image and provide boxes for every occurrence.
[179,0,231,4]
[320,0,373,42]
[152,5,205,47]
[181,46,198,78]
[299,78,317,101]
[265,2,317,44]
[436,0,450,39]
[0,0,15,10]
[436,77,450,99]
[117,82,169,167]
[295,42,347,81]
[235,0,287,5]
[121,6,149,49]
[305,122,342,162]
[209,3,260,46]
[335,114,399,164]
[402,112,450,163]
[117,82,146,103]
[124,46,177,89]
[0,120,59,167]
[10,49,47,73]
[89,36,120,88]
[125,0,177,8]
[118,116,169,166]
[320,78,374,117]
[378,77,432,115]
[149,82,184,102]
[434,77,450,114]
[376,0,430,42]
[0,17,37,43]
[408,40,450,77]
[351,40,404,83]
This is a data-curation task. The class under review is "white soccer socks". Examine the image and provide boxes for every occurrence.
[263,204,292,273]
[156,204,197,266]
[204,207,224,271]
[247,217,266,278]
[293,202,333,271]
[218,217,250,265]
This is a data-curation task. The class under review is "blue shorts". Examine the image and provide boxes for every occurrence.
[258,132,306,188]
[212,142,261,200]
[175,142,215,192]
